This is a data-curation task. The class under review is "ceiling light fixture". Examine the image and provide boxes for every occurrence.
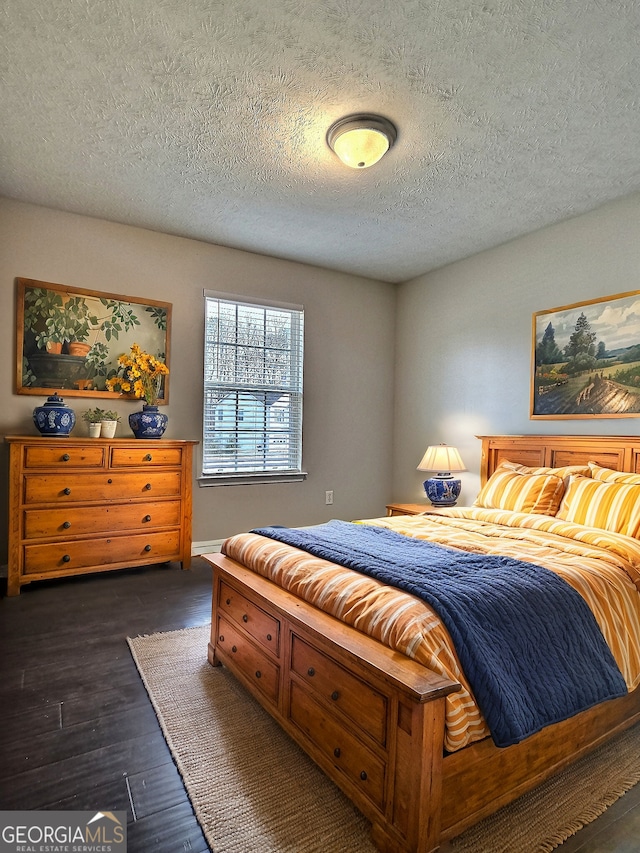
[327,114,397,169]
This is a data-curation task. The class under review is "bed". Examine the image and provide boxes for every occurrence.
[204,435,640,853]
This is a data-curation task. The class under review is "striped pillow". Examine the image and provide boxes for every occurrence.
[556,475,640,538]
[588,462,640,485]
[473,463,565,515]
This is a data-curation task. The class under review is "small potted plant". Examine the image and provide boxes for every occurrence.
[100,410,121,439]
[82,407,106,437]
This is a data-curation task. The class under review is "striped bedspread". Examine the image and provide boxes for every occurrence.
[221,507,640,752]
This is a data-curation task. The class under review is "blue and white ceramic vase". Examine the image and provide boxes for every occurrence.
[33,394,76,437]
[129,404,168,439]
[424,476,462,507]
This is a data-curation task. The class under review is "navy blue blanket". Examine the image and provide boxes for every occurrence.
[251,520,627,747]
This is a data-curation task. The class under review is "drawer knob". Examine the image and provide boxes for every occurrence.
[143,515,151,523]
[307,667,315,677]
[144,453,153,461]
[331,691,339,701]
[266,633,272,642]
[226,598,231,605]
[232,645,237,653]
[144,544,152,552]
[255,671,262,679]
[63,521,71,529]
[63,487,71,495]
[333,747,341,758]
[62,554,71,563]
[242,614,248,623]
[219,635,224,643]
[145,483,152,490]
[360,771,368,781]
[62,453,70,462]
[107,478,113,484]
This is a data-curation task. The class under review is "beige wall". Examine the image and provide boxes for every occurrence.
[393,192,640,506]
[0,198,396,558]
[4,191,639,562]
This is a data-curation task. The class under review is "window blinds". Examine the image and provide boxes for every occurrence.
[202,292,304,483]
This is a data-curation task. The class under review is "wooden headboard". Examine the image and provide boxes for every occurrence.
[478,434,640,485]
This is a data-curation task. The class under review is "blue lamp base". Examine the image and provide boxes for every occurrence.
[424,476,461,507]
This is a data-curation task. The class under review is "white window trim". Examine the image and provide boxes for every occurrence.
[200,289,306,486]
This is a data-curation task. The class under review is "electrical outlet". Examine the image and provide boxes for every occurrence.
[325,490,334,505]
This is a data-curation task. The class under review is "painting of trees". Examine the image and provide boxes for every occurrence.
[532,290,640,418]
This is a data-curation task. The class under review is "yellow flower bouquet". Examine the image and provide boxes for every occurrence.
[106,343,169,406]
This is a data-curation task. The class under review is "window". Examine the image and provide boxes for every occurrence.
[201,291,305,484]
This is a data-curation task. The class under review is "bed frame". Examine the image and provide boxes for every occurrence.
[204,435,640,853]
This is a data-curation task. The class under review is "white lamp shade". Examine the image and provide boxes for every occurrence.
[417,444,466,475]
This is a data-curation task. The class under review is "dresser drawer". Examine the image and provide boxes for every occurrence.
[23,500,182,539]
[291,634,387,746]
[23,529,181,575]
[23,471,182,504]
[289,680,386,809]
[216,615,280,704]
[111,446,183,467]
[219,581,280,656]
[24,445,106,468]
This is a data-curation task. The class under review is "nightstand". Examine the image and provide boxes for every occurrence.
[385,502,429,517]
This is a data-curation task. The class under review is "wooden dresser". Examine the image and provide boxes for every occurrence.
[5,435,198,596]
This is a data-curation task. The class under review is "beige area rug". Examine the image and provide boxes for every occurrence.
[128,624,640,853]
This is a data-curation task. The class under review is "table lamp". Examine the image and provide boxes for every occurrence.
[417,444,466,507]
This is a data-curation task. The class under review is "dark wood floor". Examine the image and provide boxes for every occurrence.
[1,561,639,853]
[0,559,213,853]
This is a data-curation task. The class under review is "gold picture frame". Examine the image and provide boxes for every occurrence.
[16,278,171,402]
[532,288,640,419]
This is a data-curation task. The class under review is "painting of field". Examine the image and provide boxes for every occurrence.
[532,290,640,418]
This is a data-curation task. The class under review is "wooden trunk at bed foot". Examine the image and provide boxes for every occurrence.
[205,553,461,853]
[440,685,640,840]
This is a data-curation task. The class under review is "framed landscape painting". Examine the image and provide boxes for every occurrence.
[16,278,171,401]
[532,289,640,419]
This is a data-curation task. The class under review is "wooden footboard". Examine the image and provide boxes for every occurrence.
[205,553,460,853]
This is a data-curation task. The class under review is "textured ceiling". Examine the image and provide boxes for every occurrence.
[1,0,639,283]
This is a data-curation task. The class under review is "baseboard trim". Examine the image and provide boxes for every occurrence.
[192,540,225,556]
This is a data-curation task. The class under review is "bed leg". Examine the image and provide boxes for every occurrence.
[207,640,222,667]
[369,696,446,853]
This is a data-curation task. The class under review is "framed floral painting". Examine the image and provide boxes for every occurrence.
[16,277,171,402]
[532,289,640,418]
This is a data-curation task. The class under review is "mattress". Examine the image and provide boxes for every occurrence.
[222,507,640,752]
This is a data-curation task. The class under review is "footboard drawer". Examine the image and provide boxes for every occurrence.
[290,633,388,745]
[218,580,281,656]
[216,614,280,705]
[289,679,387,810]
